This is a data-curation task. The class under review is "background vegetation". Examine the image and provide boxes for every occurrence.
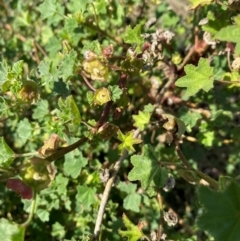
[1,0,240,241]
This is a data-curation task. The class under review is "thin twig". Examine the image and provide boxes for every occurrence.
[155,66,176,104]
[174,140,192,170]
[80,71,96,91]
[93,129,140,240]
[174,140,218,190]
[156,192,164,241]
[215,79,240,84]
[45,137,88,162]
[226,47,233,72]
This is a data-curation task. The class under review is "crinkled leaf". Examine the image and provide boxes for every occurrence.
[76,185,96,210]
[188,0,213,9]
[175,58,214,98]
[118,213,143,241]
[197,182,240,241]
[117,130,142,154]
[132,111,150,131]
[128,145,168,197]
[0,137,15,167]
[38,60,55,85]
[0,97,8,117]
[58,95,81,134]
[16,118,32,145]
[37,0,58,20]
[58,49,77,81]
[11,60,23,78]
[0,61,8,87]
[0,218,25,241]
[123,24,144,53]
[64,151,88,179]
[81,40,102,55]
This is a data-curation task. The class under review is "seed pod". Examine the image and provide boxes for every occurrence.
[19,157,56,192]
[19,80,39,104]
[93,87,111,106]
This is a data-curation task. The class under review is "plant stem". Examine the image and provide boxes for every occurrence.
[156,192,164,241]
[93,129,140,240]
[21,191,37,228]
[15,152,39,158]
[80,71,96,91]
[45,137,88,162]
[174,140,218,190]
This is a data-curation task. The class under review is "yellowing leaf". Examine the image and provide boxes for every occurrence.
[118,213,144,241]
[117,130,142,154]
[175,58,214,98]
[188,0,213,9]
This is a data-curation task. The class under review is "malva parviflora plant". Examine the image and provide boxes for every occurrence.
[1,0,240,241]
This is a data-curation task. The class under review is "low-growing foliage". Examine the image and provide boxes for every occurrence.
[1,0,240,241]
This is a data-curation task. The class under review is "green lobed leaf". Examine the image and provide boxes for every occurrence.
[118,213,143,241]
[0,137,15,167]
[32,99,49,121]
[180,111,202,132]
[51,222,66,239]
[128,144,168,197]
[132,111,150,131]
[197,182,240,241]
[37,0,58,20]
[16,118,33,145]
[64,151,88,179]
[76,185,97,210]
[215,25,240,54]
[0,218,25,241]
[123,193,141,213]
[58,50,77,81]
[108,85,123,102]
[58,95,81,134]
[175,58,214,98]
[123,24,144,53]
[118,182,141,212]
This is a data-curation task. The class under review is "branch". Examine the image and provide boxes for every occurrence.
[45,137,88,162]
[80,71,96,92]
[93,129,140,240]
[174,140,218,190]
